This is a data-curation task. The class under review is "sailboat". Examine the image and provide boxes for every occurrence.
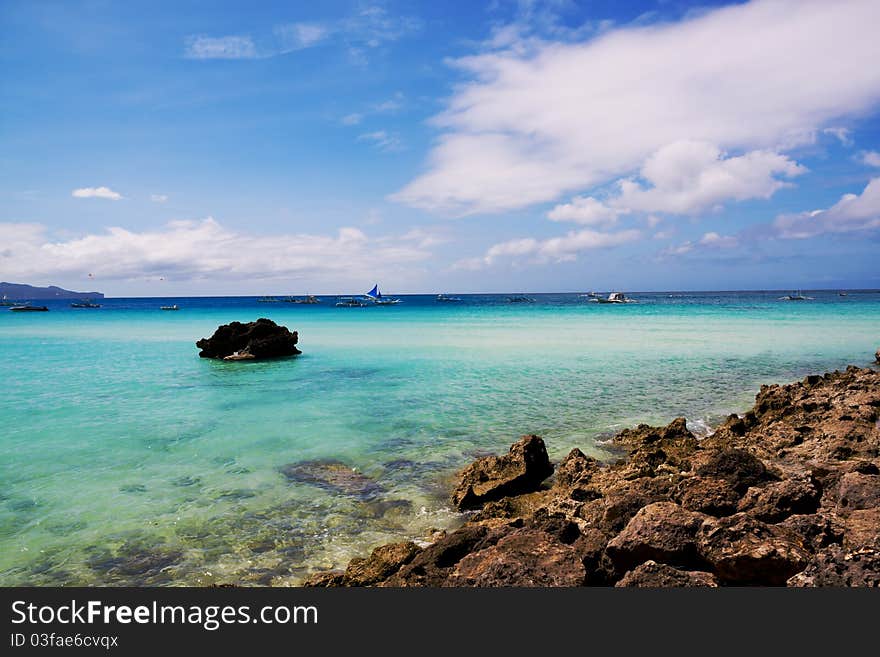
[365,284,401,305]
[0,295,16,307]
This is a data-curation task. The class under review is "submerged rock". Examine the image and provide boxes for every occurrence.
[196,318,301,360]
[280,460,384,500]
[451,435,553,510]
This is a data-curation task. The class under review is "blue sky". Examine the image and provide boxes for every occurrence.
[1,0,879,295]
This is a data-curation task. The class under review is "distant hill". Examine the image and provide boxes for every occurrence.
[0,282,104,300]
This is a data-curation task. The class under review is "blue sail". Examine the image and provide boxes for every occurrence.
[366,284,380,299]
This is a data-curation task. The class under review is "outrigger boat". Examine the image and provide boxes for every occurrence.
[287,295,321,304]
[160,304,179,311]
[70,299,101,308]
[779,291,812,301]
[436,294,462,302]
[10,304,48,312]
[365,284,401,305]
[335,296,369,307]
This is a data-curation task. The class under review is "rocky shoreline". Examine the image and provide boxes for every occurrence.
[304,357,880,587]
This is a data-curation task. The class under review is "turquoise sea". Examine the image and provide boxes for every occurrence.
[1,290,878,585]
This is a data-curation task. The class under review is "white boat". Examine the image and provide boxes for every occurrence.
[0,295,16,307]
[160,304,179,311]
[591,291,633,304]
[436,294,462,302]
[364,284,401,305]
[779,290,812,301]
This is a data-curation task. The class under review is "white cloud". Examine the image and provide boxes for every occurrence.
[373,92,405,113]
[72,186,123,201]
[398,227,450,249]
[341,113,363,126]
[547,196,622,226]
[185,35,258,60]
[392,0,880,215]
[663,231,739,256]
[698,231,739,248]
[823,126,853,146]
[471,228,642,267]
[611,141,805,215]
[773,178,880,239]
[150,194,168,203]
[858,150,880,167]
[0,218,431,284]
[358,130,403,152]
[275,23,329,52]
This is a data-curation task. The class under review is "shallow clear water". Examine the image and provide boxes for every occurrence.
[1,291,878,585]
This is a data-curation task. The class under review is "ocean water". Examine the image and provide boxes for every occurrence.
[1,290,878,585]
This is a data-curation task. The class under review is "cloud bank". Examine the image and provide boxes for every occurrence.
[0,218,430,284]
[392,0,880,215]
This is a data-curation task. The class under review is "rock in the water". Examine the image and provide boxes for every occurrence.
[279,460,384,500]
[343,541,421,586]
[616,561,719,587]
[302,570,345,587]
[698,514,809,585]
[875,348,880,364]
[196,318,301,360]
[606,502,707,572]
[451,435,553,510]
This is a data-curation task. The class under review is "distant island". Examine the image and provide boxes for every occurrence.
[0,282,104,300]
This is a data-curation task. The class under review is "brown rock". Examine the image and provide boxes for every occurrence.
[737,475,820,522]
[836,472,880,513]
[693,448,776,493]
[451,435,553,510]
[788,546,880,587]
[599,477,678,534]
[554,448,600,490]
[448,528,586,587]
[674,477,741,516]
[616,561,719,587]
[342,541,421,586]
[606,502,707,572]
[698,514,809,585]
[841,508,880,549]
[384,525,498,586]
[778,513,845,551]
[279,460,384,500]
[302,570,345,587]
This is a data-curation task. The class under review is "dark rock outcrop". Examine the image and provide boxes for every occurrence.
[451,435,553,510]
[196,318,300,360]
[305,360,880,587]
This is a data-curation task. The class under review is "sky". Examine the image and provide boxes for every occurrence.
[1,0,880,296]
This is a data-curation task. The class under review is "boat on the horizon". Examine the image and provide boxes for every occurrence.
[10,304,48,312]
[160,304,179,311]
[591,292,634,304]
[578,292,600,298]
[285,295,321,304]
[779,291,812,301]
[436,294,462,302]
[839,291,848,297]
[365,284,401,305]
[70,299,101,308]
[335,296,369,307]
[0,295,16,306]
[507,295,535,303]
